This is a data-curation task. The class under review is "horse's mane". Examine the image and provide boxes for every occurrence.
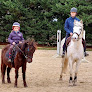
[21,39,37,51]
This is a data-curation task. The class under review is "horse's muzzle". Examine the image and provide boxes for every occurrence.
[27,58,32,63]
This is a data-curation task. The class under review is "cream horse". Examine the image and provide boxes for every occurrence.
[60,20,84,86]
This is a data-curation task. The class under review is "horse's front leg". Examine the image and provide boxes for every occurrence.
[73,60,81,86]
[69,58,73,86]
[14,68,19,87]
[22,63,27,87]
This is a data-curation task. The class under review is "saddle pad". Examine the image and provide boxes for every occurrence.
[6,49,17,60]
[6,50,10,59]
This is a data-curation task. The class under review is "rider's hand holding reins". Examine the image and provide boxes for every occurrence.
[19,41,22,44]
[12,42,15,45]
[70,32,73,36]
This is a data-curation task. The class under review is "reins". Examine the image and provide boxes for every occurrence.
[73,32,80,37]
[72,23,83,41]
[14,44,33,59]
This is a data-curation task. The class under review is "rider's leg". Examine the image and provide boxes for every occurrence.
[62,34,70,57]
[8,45,13,62]
[82,38,89,57]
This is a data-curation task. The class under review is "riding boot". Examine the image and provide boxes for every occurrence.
[62,51,65,58]
[82,38,89,57]
[62,43,66,58]
[62,34,70,58]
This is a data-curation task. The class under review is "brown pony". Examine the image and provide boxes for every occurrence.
[1,39,37,87]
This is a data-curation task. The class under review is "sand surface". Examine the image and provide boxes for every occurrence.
[0,49,92,92]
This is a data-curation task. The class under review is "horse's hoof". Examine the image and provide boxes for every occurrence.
[73,80,77,86]
[73,82,77,86]
[14,85,18,88]
[24,84,28,87]
[2,81,5,84]
[73,83,77,86]
[7,79,11,83]
[59,75,62,81]
[59,78,62,81]
[8,81,11,83]
[69,81,73,86]
[69,83,73,86]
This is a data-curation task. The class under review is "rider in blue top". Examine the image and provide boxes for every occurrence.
[64,17,80,35]
[62,7,89,57]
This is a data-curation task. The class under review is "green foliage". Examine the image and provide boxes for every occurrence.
[0,0,92,44]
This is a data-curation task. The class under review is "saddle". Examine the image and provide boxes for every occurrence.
[66,36,71,47]
[66,37,85,47]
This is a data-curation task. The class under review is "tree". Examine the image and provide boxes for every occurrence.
[0,0,92,44]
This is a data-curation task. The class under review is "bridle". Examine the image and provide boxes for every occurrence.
[25,46,33,59]
[72,25,83,40]
[14,44,33,59]
[73,32,80,37]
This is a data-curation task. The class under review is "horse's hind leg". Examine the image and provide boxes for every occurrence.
[1,64,6,84]
[7,67,11,83]
[59,58,68,81]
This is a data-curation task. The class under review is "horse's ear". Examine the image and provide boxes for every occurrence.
[80,20,83,24]
[33,42,37,50]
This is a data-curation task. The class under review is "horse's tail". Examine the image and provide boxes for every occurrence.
[1,49,3,77]
[62,57,68,73]
[1,49,5,78]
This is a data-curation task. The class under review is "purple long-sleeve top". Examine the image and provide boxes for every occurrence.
[8,31,24,44]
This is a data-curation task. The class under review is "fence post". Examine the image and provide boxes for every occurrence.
[57,30,61,55]
[83,30,85,40]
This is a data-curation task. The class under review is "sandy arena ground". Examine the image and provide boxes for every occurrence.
[0,49,92,92]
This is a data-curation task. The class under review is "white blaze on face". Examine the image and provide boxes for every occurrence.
[72,20,83,39]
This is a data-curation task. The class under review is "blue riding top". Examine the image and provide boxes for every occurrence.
[64,17,80,35]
